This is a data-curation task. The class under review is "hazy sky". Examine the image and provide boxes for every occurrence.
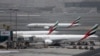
[0,0,100,30]
[0,0,100,7]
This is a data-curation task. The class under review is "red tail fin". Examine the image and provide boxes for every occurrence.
[79,24,98,41]
[67,16,81,28]
[48,27,53,34]
[48,21,58,34]
[48,26,57,34]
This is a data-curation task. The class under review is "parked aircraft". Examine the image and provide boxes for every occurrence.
[27,16,81,34]
[13,31,59,35]
[21,24,99,45]
[27,16,81,30]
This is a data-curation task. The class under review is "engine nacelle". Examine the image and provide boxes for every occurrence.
[44,39,53,45]
[44,26,50,29]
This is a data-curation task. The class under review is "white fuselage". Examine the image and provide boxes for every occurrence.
[13,31,58,35]
[21,34,98,42]
[13,31,98,44]
[27,23,80,28]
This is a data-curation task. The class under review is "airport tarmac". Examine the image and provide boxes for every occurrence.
[0,45,100,56]
[0,48,88,56]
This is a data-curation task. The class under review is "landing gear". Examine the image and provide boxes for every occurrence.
[78,46,82,49]
[90,46,94,50]
[70,42,75,45]
[73,45,77,49]
[76,41,89,45]
[77,42,81,45]
[84,46,88,50]
[89,41,95,46]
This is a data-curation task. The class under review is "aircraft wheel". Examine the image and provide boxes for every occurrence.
[89,41,95,46]
[84,42,89,45]
[77,42,81,45]
[78,46,82,49]
[90,46,95,50]
[70,42,75,45]
[73,45,77,49]
[84,46,88,50]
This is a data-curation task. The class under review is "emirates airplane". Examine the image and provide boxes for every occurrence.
[27,16,81,30]
[13,17,81,37]
[21,24,99,45]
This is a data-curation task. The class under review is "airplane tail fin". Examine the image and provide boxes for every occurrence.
[53,20,59,27]
[73,16,81,24]
[79,24,99,41]
[48,20,59,34]
[67,16,81,28]
[48,25,57,35]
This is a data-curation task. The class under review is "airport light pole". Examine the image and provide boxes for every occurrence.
[8,9,19,41]
[14,9,18,41]
[8,9,19,48]
[9,9,13,42]
[7,9,18,48]
[9,9,13,30]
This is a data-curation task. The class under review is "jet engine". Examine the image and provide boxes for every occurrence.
[44,26,50,29]
[44,39,53,45]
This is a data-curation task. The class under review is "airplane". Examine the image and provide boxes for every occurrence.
[13,16,81,36]
[27,16,81,30]
[13,31,59,36]
[20,24,99,45]
[48,16,82,34]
